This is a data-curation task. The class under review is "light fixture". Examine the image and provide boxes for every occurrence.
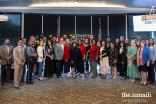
[30,3,125,7]
[74,0,79,3]
[142,0,156,21]
[0,10,8,21]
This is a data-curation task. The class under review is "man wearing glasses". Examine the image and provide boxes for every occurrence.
[13,39,26,89]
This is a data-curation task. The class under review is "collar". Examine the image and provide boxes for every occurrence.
[5,44,9,47]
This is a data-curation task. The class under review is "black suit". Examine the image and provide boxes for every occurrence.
[118,47,127,77]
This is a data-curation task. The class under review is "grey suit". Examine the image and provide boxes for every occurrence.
[0,44,14,82]
[54,43,64,60]
[13,46,26,87]
[54,42,64,78]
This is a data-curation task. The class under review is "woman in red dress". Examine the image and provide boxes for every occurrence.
[63,39,71,78]
[77,39,86,77]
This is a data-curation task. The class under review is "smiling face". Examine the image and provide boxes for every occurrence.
[18,40,23,46]
[5,39,10,45]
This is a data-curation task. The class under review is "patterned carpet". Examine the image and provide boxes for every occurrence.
[0,71,156,104]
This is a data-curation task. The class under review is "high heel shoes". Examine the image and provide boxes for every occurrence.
[113,76,117,80]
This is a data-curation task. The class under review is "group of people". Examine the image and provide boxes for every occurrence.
[0,33,155,90]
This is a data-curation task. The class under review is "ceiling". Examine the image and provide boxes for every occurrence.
[0,0,155,14]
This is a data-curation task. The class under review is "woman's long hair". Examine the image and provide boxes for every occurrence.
[65,39,70,48]
[45,40,53,48]
[77,39,83,49]
[148,38,154,46]
[71,42,77,49]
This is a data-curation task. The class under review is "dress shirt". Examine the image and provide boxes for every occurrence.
[61,43,64,51]
[23,44,26,48]
[5,44,9,53]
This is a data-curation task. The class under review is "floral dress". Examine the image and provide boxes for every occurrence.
[109,48,118,67]
[127,46,139,78]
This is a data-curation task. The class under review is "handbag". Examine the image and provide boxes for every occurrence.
[130,49,137,65]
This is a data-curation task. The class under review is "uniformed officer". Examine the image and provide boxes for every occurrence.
[26,40,37,84]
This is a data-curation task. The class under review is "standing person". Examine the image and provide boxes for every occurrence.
[63,39,71,77]
[133,38,139,48]
[137,40,150,86]
[44,40,54,78]
[35,35,39,44]
[0,39,14,86]
[70,42,77,79]
[43,37,47,48]
[70,35,77,46]
[120,36,124,42]
[30,36,38,79]
[49,35,53,41]
[89,34,94,46]
[119,41,127,80]
[21,38,27,83]
[105,37,111,49]
[13,39,26,89]
[127,40,139,83]
[115,38,120,74]
[63,34,67,45]
[136,35,140,46]
[37,40,46,81]
[97,37,102,47]
[99,40,110,79]
[124,38,130,48]
[109,42,118,79]
[54,38,64,79]
[26,40,37,84]
[89,34,94,73]
[84,38,91,76]
[148,38,156,85]
[90,39,99,78]
[145,39,149,46]
[40,33,44,40]
[115,38,120,50]
[77,39,86,77]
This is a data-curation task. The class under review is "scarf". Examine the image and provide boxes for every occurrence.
[137,47,144,66]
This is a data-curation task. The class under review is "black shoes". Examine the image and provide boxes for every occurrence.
[26,81,34,84]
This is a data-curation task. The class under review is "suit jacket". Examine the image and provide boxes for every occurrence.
[0,45,14,65]
[13,46,26,67]
[54,43,64,60]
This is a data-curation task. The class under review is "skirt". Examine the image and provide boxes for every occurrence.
[139,64,148,72]
[100,56,110,75]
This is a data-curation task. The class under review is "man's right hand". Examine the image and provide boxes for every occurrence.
[6,57,10,61]
[20,63,24,66]
[57,58,60,60]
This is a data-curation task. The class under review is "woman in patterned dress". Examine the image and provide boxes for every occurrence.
[109,42,118,79]
[127,40,139,83]
[99,40,110,79]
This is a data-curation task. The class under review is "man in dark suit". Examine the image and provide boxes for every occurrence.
[124,38,130,48]
[105,37,111,49]
[0,39,14,86]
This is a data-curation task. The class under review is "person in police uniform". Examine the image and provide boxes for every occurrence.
[26,40,37,84]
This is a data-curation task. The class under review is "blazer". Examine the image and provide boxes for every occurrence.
[149,45,156,61]
[13,46,26,66]
[63,45,70,61]
[70,47,77,61]
[80,44,86,58]
[138,46,151,64]
[54,43,64,60]
[99,47,108,58]
[45,46,54,57]
[0,45,14,65]
[37,46,46,62]
[118,47,127,62]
